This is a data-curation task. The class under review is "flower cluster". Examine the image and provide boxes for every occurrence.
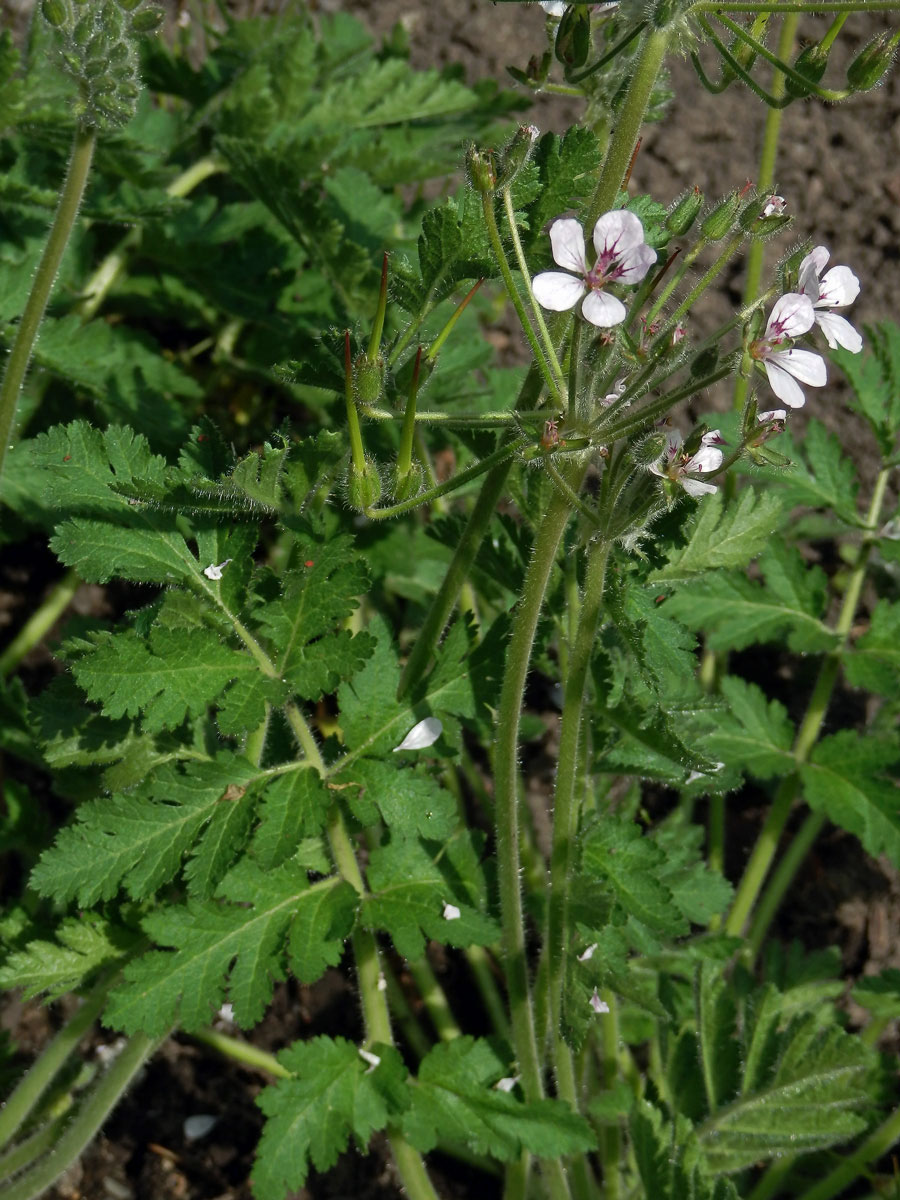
[752,247,861,408]
[650,428,725,498]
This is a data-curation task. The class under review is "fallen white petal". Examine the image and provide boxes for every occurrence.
[184,1114,217,1141]
[203,559,231,580]
[590,988,610,1015]
[578,943,597,962]
[358,1048,381,1072]
[495,1075,520,1092]
[393,717,443,752]
[443,902,462,921]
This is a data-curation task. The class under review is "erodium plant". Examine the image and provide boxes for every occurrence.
[1,1,900,1199]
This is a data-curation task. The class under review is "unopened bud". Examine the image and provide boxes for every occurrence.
[41,0,68,27]
[650,0,684,29]
[785,42,829,99]
[130,6,163,32]
[495,125,540,189]
[116,0,142,9]
[555,5,590,69]
[347,459,383,512]
[744,307,765,344]
[354,353,384,405]
[633,431,668,470]
[466,145,496,194]
[666,186,703,237]
[700,192,741,241]
[847,33,897,93]
[391,461,423,503]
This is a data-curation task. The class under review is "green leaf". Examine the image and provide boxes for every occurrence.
[105,861,355,1035]
[700,677,795,781]
[833,322,900,455]
[0,917,140,1002]
[253,1037,406,1200]
[748,419,859,523]
[524,127,603,251]
[852,969,900,1020]
[252,769,332,869]
[30,758,261,905]
[844,599,900,695]
[649,487,784,582]
[630,1102,739,1200]
[362,835,498,961]
[403,1037,596,1160]
[581,817,688,938]
[663,541,834,653]
[346,759,457,842]
[800,731,900,865]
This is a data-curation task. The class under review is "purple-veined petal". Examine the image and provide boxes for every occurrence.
[614,240,657,284]
[690,443,724,474]
[766,293,815,339]
[549,218,588,274]
[815,310,863,353]
[764,358,807,408]
[758,409,787,423]
[590,988,610,1015]
[681,477,719,498]
[592,209,645,258]
[817,265,860,309]
[582,288,627,327]
[533,271,585,312]
[393,716,443,752]
[799,246,830,286]
[777,347,827,386]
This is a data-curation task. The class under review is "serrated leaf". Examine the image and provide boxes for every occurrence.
[403,1037,596,1160]
[362,835,498,960]
[105,861,353,1035]
[582,817,688,938]
[252,769,333,869]
[253,1037,406,1200]
[800,731,900,864]
[30,757,261,905]
[844,599,900,695]
[631,1101,740,1200]
[346,759,457,842]
[649,488,784,581]
[749,419,859,522]
[834,322,900,455]
[0,917,140,1002]
[852,969,900,1020]
[700,677,795,781]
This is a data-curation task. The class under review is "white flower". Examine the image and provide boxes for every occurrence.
[393,717,443,752]
[532,211,656,328]
[590,988,610,1015]
[203,559,231,580]
[442,901,461,921]
[649,428,724,498]
[750,294,827,409]
[761,195,786,217]
[798,246,862,353]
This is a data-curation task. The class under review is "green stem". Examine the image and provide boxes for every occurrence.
[664,232,744,331]
[396,347,423,481]
[732,12,797,414]
[0,977,111,1152]
[501,188,567,396]
[713,11,850,100]
[482,193,564,407]
[0,569,79,677]
[344,331,367,475]
[599,992,621,1200]
[747,808,825,956]
[586,28,671,228]
[190,1029,291,1078]
[0,1115,69,1183]
[465,945,512,1042]
[361,408,544,427]
[365,436,527,520]
[0,126,96,484]
[76,155,222,322]
[725,466,891,939]
[368,252,389,360]
[0,1033,163,1200]
[407,958,462,1042]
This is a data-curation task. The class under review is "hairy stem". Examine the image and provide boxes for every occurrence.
[0,126,96,484]
[0,569,79,677]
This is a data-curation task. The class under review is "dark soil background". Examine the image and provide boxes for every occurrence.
[3,2,900,1198]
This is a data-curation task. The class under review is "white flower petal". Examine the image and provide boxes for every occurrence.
[614,241,657,284]
[589,988,610,1015]
[815,311,863,353]
[690,444,724,474]
[818,265,860,309]
[764,358,807,408]
[533,271,586,312]
[358,1048,381,1072]
[442,902,461,921]
[800,246,830,279]
[766,293,815,339]
[777,347,827,386]
[539,1,567,15]
[549,218,588,274]
[582,289,626,327]
[203,559,231,580]
[393,716,443,752]
[578,943,597,962]
[592,209,645,258]
[184,1115,217,1141]
[681,477,718,498]
[758,409,787,423]
[495,1075,520,1092]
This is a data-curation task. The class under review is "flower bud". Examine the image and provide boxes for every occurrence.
[130,5,163,32]
[41,0,69,27]
[466,145,496,194]
[699,192,741,241]
[116,0,142,9]
[354,353,384,405]
[785,42,829,99]
[495,125,540,190]
[633,431,668,470]
[739,195,791,238]
[846,33,897,93]
[555,5,590,69]
[649,0,685,29]
[666,186,703,237]
[744,306,765,344]
[346,459,383,512]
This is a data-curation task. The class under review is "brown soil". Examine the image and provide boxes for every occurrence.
[4,3,900,1198]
